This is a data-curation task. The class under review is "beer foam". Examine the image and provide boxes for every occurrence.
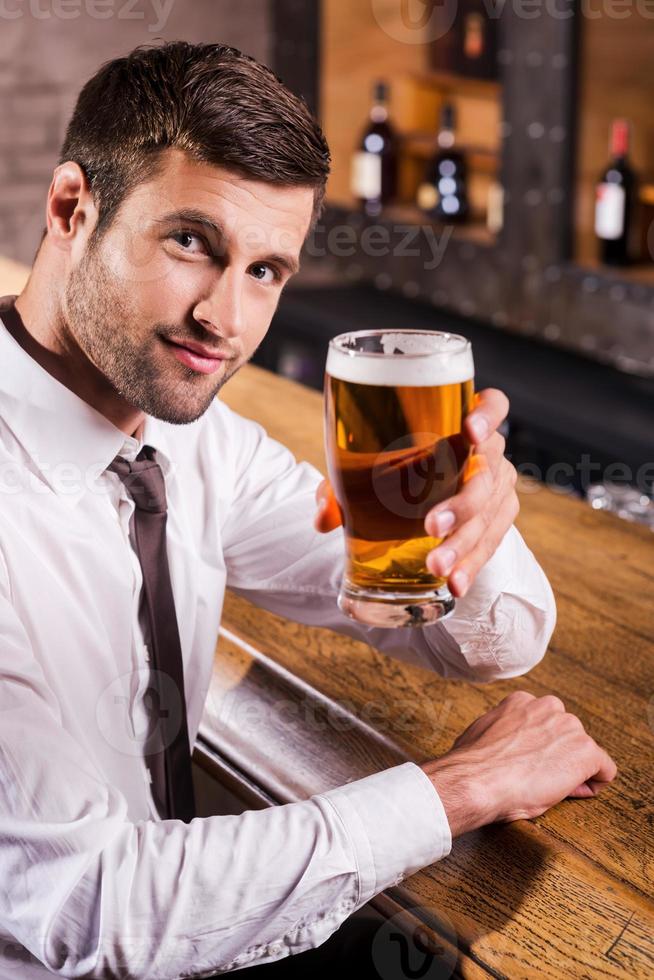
[327,331,474,387]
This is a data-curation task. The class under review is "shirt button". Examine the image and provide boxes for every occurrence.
[143,644,150,662]
[145,768,153,784]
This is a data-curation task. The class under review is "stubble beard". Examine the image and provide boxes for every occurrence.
[63,243,239,425]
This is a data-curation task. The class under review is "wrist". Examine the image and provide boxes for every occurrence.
[420,751,497,838]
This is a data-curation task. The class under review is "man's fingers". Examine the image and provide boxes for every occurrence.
[589,744,618,786]
[426,459,519,595]
[426,458,497,537]
[569,740,618,800]
[440,489,519,596]
[465,388,509,445]
[570,784,594,798]
[569,773,616,798]
[427,445,516,539]
[568,782,598,798]
[470,431,506,478]
[314,479,343,533]
[315,504,342,533]
[427,507,494,578]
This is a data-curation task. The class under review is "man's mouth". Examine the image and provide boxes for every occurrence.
[160,336,228,375]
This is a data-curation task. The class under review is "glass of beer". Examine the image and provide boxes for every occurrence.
[324,329,474,628]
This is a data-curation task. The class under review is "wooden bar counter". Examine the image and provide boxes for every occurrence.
[200,363,654,980]
[1,259,651,976]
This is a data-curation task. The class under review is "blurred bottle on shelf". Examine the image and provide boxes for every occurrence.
[486,180,504,234]
[350,80,398,217]
[416,103,469,223]
[428,0,498,81]
[594,118,638,266]
[461,2,498,78]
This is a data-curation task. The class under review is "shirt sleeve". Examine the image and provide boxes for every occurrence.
[0,556,450,978]
[222,410,556,683]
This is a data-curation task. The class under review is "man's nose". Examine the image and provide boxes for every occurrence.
[192,269,245,341]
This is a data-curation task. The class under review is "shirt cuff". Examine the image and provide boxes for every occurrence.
[317,762,452,908]
[435,524,555,680]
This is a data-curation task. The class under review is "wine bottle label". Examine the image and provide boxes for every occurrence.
[595,183,626,240]
[487,182,504,235]
[464,13,484,60]
[417,183,439,211]
[351,152,382,200]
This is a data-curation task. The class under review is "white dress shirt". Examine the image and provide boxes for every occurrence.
[0,307,556,978]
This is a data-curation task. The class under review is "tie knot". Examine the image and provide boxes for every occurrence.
[107,446,167,514]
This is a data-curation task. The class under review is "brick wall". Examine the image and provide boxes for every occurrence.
[0,0,272,264]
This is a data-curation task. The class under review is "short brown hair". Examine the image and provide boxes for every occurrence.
[58,41,331,236]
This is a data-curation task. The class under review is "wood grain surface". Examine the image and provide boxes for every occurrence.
[2,254,652,976]
[209,362,654,979]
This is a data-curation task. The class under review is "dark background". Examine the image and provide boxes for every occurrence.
[1,0,652,502]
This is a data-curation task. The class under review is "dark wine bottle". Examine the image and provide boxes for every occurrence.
[429,0,498,81]
[351,81,398,217]
[461,2,498,79]
[416,103,468,223]
[594,119,637,266]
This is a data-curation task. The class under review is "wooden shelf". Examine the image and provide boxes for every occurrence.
[325,198,495,248]
[417,68,501,99]
[320,4,502,211]
[400,132,499,175]
[317,0,654,376]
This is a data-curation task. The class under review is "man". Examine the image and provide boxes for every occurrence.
[0,41,615,979]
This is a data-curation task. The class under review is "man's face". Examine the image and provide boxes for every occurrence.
[63,149,314,424]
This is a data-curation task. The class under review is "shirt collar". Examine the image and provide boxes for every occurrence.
[0,297,174,507]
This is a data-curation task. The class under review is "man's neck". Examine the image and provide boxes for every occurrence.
[8,270,145,437]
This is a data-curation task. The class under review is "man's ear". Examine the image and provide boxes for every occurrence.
[46,162,98,254]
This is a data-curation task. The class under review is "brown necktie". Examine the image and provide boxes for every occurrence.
[108,446,196,823]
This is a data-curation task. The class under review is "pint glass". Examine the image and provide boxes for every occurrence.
[324,329,474,628]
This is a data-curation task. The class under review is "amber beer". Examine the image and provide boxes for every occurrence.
[324,330,474,627]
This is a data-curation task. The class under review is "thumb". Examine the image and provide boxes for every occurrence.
[314,479,343,533]
[568,782,597,799]
[568,778,614,798]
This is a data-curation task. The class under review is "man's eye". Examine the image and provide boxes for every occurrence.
[170,231,208,255]
[249,263,278,284]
